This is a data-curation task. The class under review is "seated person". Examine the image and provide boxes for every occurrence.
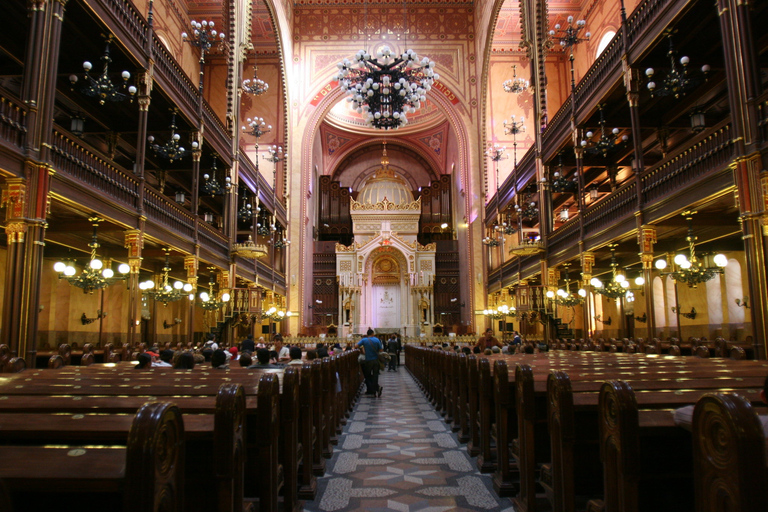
[152,349,174,367]
[248,348,283,369]
[306,349,318,361]
[135,353,152,369]
[238,351,253,367]
[211,349,229,369]
[287,346,303,365]
[173,352,196,369]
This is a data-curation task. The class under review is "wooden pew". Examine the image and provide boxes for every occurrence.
[0,401,184,512]
[692,393,768,512]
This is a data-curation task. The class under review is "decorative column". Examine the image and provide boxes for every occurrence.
[637,225,656,338]
[185,255,199,342]
[124,230,144,345]
[717,0,766,359]
[581,251,595,340]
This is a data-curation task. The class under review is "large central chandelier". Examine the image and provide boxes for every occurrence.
[336,46,438,130]
[54,217,130,294]
[140,249,193,305]
[655,211,727,287]
[546,265,586,307]
[591,245,630,299]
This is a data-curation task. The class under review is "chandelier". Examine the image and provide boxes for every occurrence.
[336,46,438,130]
[482,224,501,247]
[273,226,291,249]
[262,306,292,322]
[54,217,130,294]
[549,16,590,49]
[591,245,631,299]
[70,35,136,105]
[197,270,231,311]
[546,265,585,307]
[237,190,257,221]
[256,211,271,237]
[502,65,528,94]
[646,34,710,99]
[202,155,230,195]
[233,235,269,259]
[519,200,538,221]
[580,105,628,158]
[483,305,516,319]
[551,154,577,193]
[140,249,193,305]
[148,110,188,162]
[242,64,269,96]
[485,143,507,162]
[654,211,727,287]
[242,117,272,139]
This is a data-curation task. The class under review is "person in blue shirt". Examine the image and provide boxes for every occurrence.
[357,328,383,397]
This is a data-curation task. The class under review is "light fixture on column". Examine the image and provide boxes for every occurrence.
[654,211,727,287]
[580,104,628,158]
[263,145,286,164]
[336,46,438,130]
[174,190,186,204]
[198,270,231,310]
[148,109,189,162]
[546,264,585,306]
[182,19,226,91]
[549,16,590,49]
[502,64,528,94]
[485,143,507,162]
[140,249,192,305]
[69,35,136,105]
[645,34,709,99]
[591,245,629,299]
[54,217,130,293]
[689,108,706,133]
[242,117,272,139]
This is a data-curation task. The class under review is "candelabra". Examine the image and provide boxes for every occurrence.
[202,155,230,195]
[591,245,630,299]
[182,19,225,91]
[242,117,272,139]
[502,65,529,94]
[148,109,190,162]
[70,35,136,105]
[336,46,438,130]
[646,34,709,99]
[140,249,193,305]
[549,16,590,49]
[580,105,628,158]
[242,64,269,96]
[54,218,130,294]
[654,211,727,287]
[197,270,231,311]
[546,265,585,307]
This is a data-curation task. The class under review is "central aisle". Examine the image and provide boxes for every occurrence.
[303,366,515,511]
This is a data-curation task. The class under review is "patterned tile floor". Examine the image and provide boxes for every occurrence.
[303,365,516,512]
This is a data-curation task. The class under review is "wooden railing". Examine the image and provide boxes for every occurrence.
[100,0,148,48]
[548,217,581,253]
[641,124,734,205]
[202,102,231,155]
[50,130,139,208]
[0,95,27,150]
[198,220,229,255]
[573,32,623,112]
[143,187,195,238]
[625,0,673,48]
[151,35,199,117]
[583,180,637,235]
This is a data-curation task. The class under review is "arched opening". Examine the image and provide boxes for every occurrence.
[596,30,617,57]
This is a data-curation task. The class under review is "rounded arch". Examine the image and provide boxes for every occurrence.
[595,29,618,58]
[331,141,441,187]
[653,276,666,328]
[725,258,745,324]
[363,246,410,283]
[705,274,723,325]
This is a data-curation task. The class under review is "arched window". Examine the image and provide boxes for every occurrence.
[705,274,723,325]
[725,259,745,324]
[653,276,666,327]
[596,31,616,58]
[665,276,677,328]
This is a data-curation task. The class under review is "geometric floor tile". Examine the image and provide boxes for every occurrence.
[302,362,516,511]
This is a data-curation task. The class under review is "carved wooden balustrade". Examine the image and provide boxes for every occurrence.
[143,186,195,238]
[0,94,26,151]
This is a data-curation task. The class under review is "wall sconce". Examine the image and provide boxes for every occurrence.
[589,186,599,201]
[559,207,569,222]
[735,298,750,308]
[672,306,697,319]
[175,191,186,204]
[690,108,706,133]
[594,314,612,325]
[163,318,183,329]
[203,212,214,223]
[81,310,107,325]
[70,112,85,137]
[635,312,647,323]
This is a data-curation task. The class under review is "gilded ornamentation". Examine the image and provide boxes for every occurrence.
[350,197,422,211]
[1,180,26,220]
[5,221,27,243]
[339,260,352,271]
[124,229,144,258]
[184,256,198,278]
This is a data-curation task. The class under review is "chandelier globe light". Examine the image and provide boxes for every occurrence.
[592,245,630,299]
[336,46,439,130]
[70,35,136,105]
[198,270,231,311]
[140,249,192,305]
[242,65,269,96]
[242,117,272,139]
[502,65,528,94]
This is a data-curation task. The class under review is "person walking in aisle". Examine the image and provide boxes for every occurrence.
[357,328,383,397]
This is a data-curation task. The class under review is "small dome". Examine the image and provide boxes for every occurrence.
[357,143,414,205]
[358,170,413,205]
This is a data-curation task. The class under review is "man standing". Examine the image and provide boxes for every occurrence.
[357,328,383,397]
[387,334,399,372]
[475,328,502,352]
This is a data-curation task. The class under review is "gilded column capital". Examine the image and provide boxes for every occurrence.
[5,221,27,243]
[581,252,595,274]
[2,179,27,220]
[184,255,199,278]
[637,225,657,253]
